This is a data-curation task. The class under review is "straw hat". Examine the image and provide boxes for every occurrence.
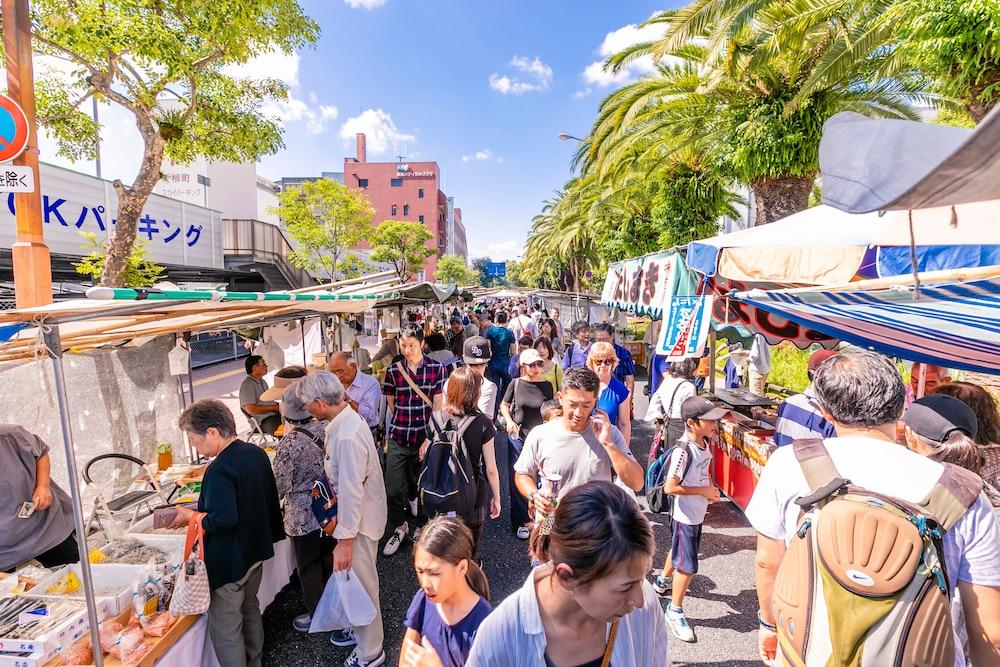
[260,367,307,401]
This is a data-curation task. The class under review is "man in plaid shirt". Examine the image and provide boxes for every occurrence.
[381,325,446,556]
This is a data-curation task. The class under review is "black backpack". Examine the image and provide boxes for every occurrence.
[645,442,693,522]
[418,414,479,523]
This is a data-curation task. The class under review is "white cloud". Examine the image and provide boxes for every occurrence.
[462,149,494,163]
[470,239,521,261]
[338,109,415,156]
[489,56,552,95]
[223,48,301,87]
[579,19,666,91]
[344,0,387,7]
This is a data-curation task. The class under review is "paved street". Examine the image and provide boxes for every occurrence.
[195,361,760,665]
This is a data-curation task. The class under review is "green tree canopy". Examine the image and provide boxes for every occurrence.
[369,220,435,283]
[2,0,320,286]
[435,254,477,285]
[72,232,165,288]
[271,178,374,281]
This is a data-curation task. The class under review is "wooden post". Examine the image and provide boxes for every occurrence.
[3,0,52,307]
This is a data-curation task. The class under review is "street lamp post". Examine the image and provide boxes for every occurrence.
[557,132,584,142]
[3,0,52,308]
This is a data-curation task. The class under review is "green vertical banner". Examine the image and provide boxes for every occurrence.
[600,251,695,318]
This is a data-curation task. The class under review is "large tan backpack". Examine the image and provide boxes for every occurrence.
[772,439,982,667]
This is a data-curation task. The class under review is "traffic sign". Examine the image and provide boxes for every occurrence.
[485,262,506,278]
[0,94,30,163]
[0,165,34,192]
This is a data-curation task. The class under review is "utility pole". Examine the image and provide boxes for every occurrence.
[3,0,52,307]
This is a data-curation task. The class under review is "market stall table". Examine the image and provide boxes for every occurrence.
[712,415,776,512]
[710,388,777,419]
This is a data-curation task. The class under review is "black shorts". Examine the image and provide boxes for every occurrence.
[671,521,703,575]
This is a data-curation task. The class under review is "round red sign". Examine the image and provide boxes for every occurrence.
[0,94,30,163]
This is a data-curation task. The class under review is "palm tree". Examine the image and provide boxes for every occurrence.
[581,7,927,224]
[650,0,999,123]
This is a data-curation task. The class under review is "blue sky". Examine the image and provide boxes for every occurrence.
[269,0,676,261]
[37,1,676,261]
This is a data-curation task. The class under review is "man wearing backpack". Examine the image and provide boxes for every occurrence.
[747,350,1000,667]
[651,396,727,643]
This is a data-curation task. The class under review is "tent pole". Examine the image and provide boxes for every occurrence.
[43,324,105,667]
[300,318,307,366]
[708,329,717,394]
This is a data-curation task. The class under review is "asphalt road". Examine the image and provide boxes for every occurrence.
[196,360,760,665]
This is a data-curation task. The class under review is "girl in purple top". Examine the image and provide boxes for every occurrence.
[400,517,493,667]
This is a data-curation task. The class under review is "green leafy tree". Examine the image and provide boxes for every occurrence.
[338,252,373,280]
[271,179,374,281]
[435,254,477,285]
[470,257,495,287]
[2,0,319,286]
[369,221,435,283]
[73,232,165,287]
[504,260,528,287]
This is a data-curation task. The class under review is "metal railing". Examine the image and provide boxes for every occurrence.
[222,219,315,289]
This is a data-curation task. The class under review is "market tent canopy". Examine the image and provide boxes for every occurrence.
[820,108,1000,214]
[730,266,1000,373]
[0,284,399,361]
[374,282,470,307]
[686,200,1000,285]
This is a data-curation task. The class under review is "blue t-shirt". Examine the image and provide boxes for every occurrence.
[404,590,492,667]
[484,326,515,375]
[597,377,630,427]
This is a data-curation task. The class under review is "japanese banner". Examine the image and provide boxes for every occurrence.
[657,295,715,359]
[0,162,222,270]
[601,251,690,316]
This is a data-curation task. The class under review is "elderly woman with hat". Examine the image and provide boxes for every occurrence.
[269,369,336,634]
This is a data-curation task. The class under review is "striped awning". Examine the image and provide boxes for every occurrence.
[731,268,1000,373]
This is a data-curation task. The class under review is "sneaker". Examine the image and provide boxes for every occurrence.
[652,575,672,597]
[329,628,357,647]
[382,523,408,556]
[408,498,419,517]
[293,613,312,632]
[344,647,385,667]
[666,605,696,643]
[516,526,530,540]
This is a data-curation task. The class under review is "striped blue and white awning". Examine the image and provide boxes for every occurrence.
[731,268,1000,373]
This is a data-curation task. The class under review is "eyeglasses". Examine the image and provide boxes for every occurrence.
[592,359,616,366]
[526,361,545,368]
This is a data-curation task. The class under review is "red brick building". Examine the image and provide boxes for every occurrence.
[343,133,467,281]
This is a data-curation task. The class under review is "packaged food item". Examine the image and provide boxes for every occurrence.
[99,620,125,653]
[140,611,176,638]
[57,637,94,665]
[46,570,81,595]
[87,548,107,564]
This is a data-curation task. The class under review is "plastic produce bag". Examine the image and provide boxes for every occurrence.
[308,570,376,633]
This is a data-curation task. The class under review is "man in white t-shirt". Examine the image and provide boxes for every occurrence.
[513,366,644,516]
[508,307,535,341]
[745,350,1000,667]
[652,396,728,643]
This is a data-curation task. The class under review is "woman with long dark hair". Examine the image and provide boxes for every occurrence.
[468,481,670,665]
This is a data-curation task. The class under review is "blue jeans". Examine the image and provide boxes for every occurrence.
[507,435,530,530]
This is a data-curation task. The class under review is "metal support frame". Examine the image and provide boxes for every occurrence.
[42,324,105,666]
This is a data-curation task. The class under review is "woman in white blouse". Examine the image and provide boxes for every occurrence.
[467,481,670,666]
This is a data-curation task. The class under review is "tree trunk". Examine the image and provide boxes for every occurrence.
[750,175,815,225]
[102,117,166,286]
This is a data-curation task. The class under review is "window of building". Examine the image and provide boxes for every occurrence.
[391,178,403,187]
[418,215,425,224]
[418,188,425,199]
[391,204,398,216]
[403,204,410,216]
[358,178,368,187]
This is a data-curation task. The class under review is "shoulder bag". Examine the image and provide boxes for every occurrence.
[395,361,433,408]
[169,512,211,615]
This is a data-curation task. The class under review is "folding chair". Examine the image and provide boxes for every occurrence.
[82,453,169,536]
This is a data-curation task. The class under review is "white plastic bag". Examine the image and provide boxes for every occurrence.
[308,569,376,633]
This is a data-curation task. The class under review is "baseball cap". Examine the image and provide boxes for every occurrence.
[279,384,312,421]
[903,394,978,443]
[463,336,492,365]
[808,349,839,372]
[680,396,729,422]
[520,349,543,365]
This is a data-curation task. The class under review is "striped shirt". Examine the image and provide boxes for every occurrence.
[383,357,446,448]
[467,565,671,666]
[773,386,836,447]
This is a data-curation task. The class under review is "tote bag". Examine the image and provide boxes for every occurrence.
[169,513,211,615]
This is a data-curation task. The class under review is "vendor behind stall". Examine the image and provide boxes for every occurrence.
[0,425,78,572]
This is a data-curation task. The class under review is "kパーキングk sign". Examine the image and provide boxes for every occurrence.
[0,94,30,163]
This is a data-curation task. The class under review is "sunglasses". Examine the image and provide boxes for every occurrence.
[526,361,545,368]
[592,359,616,366]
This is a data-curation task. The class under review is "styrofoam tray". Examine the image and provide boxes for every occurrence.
[0,602,90,655]
[99,535,184,566]
[124,515,186,538]
[29,565,150,616]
